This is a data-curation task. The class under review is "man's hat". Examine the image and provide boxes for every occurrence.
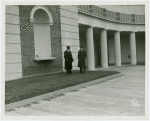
[80,45,84,48]
[66,46,70,49]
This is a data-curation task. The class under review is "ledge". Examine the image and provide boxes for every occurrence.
[34,57,56,61]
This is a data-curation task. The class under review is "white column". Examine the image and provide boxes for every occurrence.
[100,29,108,68]
[86,26,95,70]
[130,32,137,65]
[114,31,121,66]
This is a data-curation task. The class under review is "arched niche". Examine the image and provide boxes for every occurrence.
[30,6,55,60]
[30,5,54,25]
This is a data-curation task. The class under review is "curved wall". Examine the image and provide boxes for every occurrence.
[78,13,145,32]
[78,6,145,66]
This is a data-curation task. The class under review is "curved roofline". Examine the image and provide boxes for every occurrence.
[78,5,145,24]
[95,5,145,16]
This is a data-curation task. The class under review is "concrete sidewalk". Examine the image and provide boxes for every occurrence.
[5,65,145,116]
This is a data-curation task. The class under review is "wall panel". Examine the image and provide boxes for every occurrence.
[6,14,19,24]
[108,38,115,64]
[5,34,20,43]
[5,54,22,64]
[61,31,79,39]
[61,39,79,46]
[6,24,20,34]
[5,63,22,74]
[6,5,19,15]
[60,17,78,26]
[5,44,21,54]
[136,33,145,63]
[60,5,78,13]
[5,73,22,81]
[60,9,78,19]
[61,24,79,33]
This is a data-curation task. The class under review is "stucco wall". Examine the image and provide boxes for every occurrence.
[121,34,131,64]
[94,33,100,66]
[136,32,145,63]
[5,5,23,81]
[108,38,115,64]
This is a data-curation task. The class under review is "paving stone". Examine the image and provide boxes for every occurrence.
[5,65,145,116]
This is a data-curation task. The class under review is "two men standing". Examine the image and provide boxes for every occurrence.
[64,45,87,74]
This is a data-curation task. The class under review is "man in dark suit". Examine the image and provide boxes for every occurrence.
[64,46,73,74]
[78,45,87,74]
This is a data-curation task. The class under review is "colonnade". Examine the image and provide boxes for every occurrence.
[86,26,137,70]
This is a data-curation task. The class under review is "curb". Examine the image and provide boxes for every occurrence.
[5,73,123,111]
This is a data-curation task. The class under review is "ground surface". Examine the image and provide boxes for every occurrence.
[5,70,118,104]
[5,65,145,116]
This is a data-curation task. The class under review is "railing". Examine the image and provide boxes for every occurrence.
[78,5,145,24]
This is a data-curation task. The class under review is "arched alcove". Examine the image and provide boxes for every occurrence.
[30,5,53,25]
[30,6,55,60]
[34,9,49,24]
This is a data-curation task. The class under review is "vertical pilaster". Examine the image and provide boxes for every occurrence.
[60,5,79,70]
[114,31,121,66]
[86,26,95,70]
[100,29,108,68]
[5,6,22,81]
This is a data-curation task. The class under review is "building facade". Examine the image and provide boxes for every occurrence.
[5,5,145,81]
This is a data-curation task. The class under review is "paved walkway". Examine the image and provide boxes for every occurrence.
[5,65,145,116]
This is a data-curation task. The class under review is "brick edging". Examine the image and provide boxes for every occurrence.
[5,73,123,111]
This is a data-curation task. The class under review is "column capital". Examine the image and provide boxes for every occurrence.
[100,28,107,31]
[106,29,117,32]
[130,31,137,33]
[115,30,121,32]
[87,25,93,27]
